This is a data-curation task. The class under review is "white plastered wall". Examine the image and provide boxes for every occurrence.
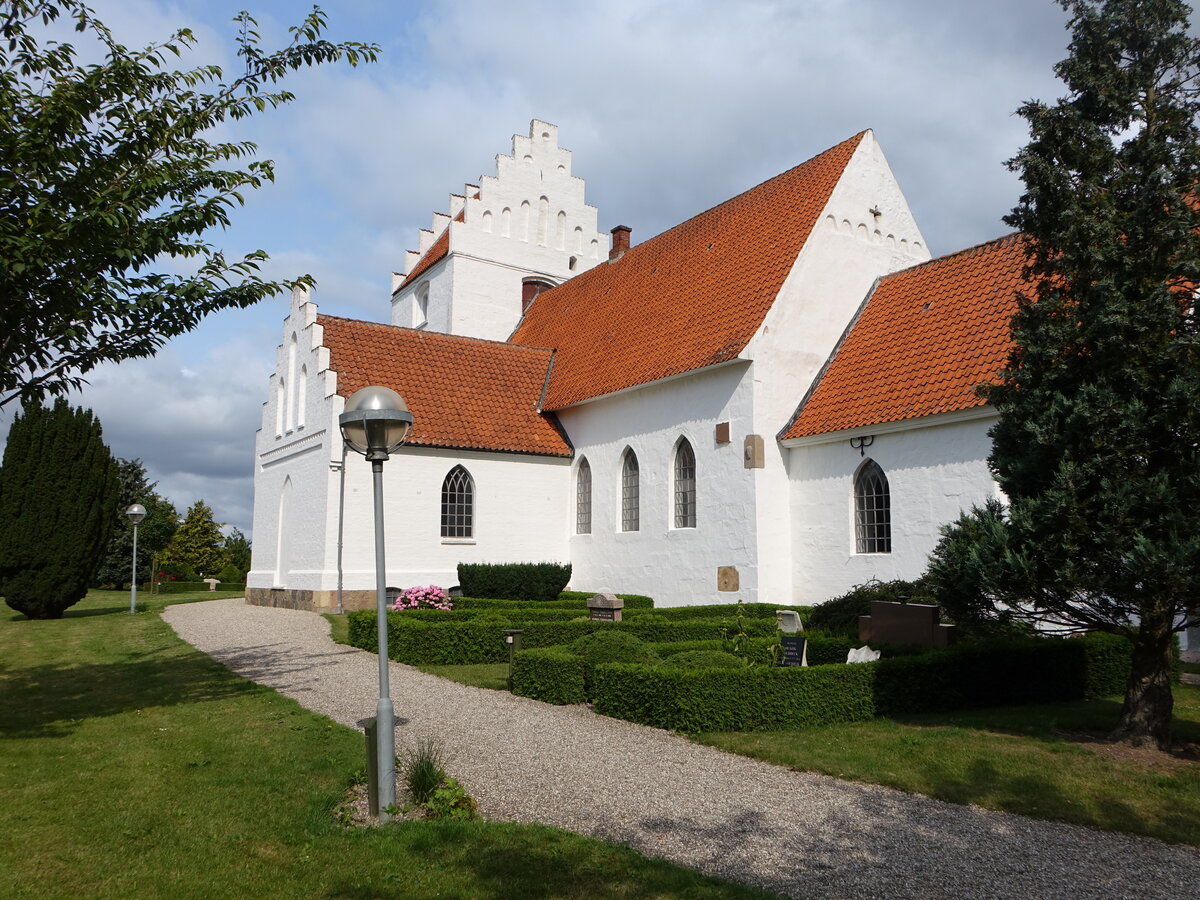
[556,362,756,607]
[741,130,931,605]
[786,411,1000,604]
[250,288,572,599]
[391,120,607,342]
[249,286,337,591]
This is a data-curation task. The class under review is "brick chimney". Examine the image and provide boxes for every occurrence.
[609,225,632,261]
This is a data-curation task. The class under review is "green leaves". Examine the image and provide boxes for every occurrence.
[0,1,379,409]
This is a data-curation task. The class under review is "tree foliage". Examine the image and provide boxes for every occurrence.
[0,399,118,618]
[222,526,251,577]
[159,499,226,577]
[930,0,1200,747]
[0,1,378,409]
[92,458,178,587]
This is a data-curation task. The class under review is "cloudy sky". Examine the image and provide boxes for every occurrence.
[2,0,1081,536]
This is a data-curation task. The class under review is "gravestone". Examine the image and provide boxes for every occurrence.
[858,600,956,648]
[780,635,807,667]
[587,593,623,622]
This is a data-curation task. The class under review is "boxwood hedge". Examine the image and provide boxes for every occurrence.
[513,632,1136,732]
[346,610,776,665]
[511,649,586,705]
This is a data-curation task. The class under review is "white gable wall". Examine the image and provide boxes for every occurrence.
[390,120,606,342]
[742,131,931,605]
[556,361,756,606]
[786,411,1000,603]
[249,287,338,598]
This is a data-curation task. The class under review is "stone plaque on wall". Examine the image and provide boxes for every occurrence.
[717,566,740,592]
[743,434,764,468]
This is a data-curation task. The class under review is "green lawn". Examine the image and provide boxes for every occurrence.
[0,592,773,899]
[695,687,1200,846]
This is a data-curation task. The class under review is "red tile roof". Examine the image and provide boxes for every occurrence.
[318,315,571,457]
[510,132,867,409]
[782,233,1027,439]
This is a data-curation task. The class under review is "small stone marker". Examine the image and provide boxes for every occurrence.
[775,610,803,634]
[203,577,220,592]
[846,645,881,664]
[587,592,623,622]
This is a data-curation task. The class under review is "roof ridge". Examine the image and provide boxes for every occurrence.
[883,231,1024,278]
[317,313,557,355]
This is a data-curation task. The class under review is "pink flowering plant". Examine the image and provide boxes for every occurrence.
[390,585,453,611]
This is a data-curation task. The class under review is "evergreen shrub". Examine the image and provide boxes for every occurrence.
[511,649,586,704]
[456,562,571,602]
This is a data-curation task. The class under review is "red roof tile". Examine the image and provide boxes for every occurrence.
[782,233,1027,439]
[510,133,867,409]
[318,315,571,457]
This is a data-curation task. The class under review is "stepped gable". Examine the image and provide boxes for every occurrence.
[318,315,570,457]
[782,233,1028,439]
[510,132,867,410]
[398,209,464,291]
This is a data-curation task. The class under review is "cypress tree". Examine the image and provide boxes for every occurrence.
[0,399,119,618]
[92,458,179,588]
[158,500,228,578]
[935,0,1200,748]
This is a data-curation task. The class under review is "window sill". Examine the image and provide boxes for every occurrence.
[442,538,476,545]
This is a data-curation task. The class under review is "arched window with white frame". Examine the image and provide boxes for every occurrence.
[620,448,639,532]
[441,465,474,538]
[673,438,696,528]
[854,459,891,554]
[576,457,592,534]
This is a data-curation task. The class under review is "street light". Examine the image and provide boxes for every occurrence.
[338,386,413,822]
[126,504,147,615]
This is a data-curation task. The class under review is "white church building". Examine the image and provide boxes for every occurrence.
[247,120,1025,611]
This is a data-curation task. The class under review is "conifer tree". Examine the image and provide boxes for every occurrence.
[159,500,228,577]
[92,458,178,587]
[933,0,1200,748]
[0,399,119,618]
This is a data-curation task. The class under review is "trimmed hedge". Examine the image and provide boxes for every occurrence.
[457,562,571,603]
[872,632,1132,716]
[511,649,586,704]
[447,593,653,611]
[629,603,811,622]
[152,581,243,594]
[592,662,877,732]
[518,632,1137,732]
[346,610,775,665]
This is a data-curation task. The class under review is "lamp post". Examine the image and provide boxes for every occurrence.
[126,504,147,615]
[338,386,413,822]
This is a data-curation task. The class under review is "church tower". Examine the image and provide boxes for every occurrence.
[390,120,607,341]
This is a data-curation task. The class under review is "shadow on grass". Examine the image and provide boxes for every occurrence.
[322,820,775,900]
[0,647,264,739]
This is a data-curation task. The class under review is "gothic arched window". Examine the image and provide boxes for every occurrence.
[576,457,592,534]
[854,459,891,554]
[441,465,474,538]
[673,438,696,528]
[621,449,639,532]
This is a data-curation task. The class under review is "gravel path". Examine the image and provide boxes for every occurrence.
[163,598,1200,900]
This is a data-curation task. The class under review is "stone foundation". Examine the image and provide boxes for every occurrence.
[246,587,377,612]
